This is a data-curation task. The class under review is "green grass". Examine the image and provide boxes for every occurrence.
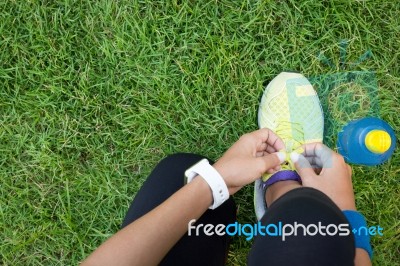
[0,0,399,265]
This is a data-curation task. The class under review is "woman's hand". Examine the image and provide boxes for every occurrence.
[291,143,356,211]
[292,143,372,266]
[213,128,286,195]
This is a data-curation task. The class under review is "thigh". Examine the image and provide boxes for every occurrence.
[248,187,355,266]
[122,153,236,266]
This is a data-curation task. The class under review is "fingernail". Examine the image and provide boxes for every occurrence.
[276,151,286,163]
[290,152,300,163]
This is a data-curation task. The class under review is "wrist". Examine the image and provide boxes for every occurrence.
[342,210,373,259]
[338,202,357,211]
[212,162,226,182]
[185,159,230,209]
[213,162,236,195]
[189,176,213,206]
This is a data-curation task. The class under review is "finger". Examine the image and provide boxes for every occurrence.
[257,151,285,174]
[302,143,335,168]
[256,151,264,157]
[274,165,281,171]
[256,142,268,152]
[306,164,322,174]
[304,156,323,168]
[290,152,317,181]
[252,128,285,151]
[266,165,282,174]
[267,168,277,174]
[346,164,352,177]
[264,130,285,151]
[265,144,278,154]
[258,142,281,154]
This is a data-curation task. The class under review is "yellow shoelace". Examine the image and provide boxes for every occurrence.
[262,121,305,181]
[275,120,305,169]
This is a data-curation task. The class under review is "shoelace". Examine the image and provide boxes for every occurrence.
[261,120,306,181]
[274,120,305,170]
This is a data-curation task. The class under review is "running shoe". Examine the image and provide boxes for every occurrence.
[254,72,324,220]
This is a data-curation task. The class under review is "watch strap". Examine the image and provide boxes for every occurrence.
[185,159,229,209]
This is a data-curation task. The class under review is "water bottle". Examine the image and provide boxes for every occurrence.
[337,117,396,166]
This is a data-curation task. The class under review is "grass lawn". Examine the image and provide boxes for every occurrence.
[1,0,399,265]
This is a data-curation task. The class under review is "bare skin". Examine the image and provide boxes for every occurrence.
[82,128,285,266]
[266,142,372,266]
[82,130,371,266]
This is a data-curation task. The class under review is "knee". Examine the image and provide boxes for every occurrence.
[150,153,213,185]
[159,153,212,167]
[153,153,211,182]
[147,153,211,191]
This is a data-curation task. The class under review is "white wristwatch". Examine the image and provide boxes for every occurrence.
[184,159,229,209]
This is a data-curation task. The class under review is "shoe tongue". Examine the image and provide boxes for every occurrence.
[285,139,298,152]
[275,121,304,153]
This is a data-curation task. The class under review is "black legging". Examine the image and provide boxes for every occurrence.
[122,153,355,266]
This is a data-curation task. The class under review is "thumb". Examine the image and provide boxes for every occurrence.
[258,151,286,172]
[290,152,316,181]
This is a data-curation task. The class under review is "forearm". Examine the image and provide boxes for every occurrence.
[82,176,212,266]
[355,248,371,266]
[82,129,284,265]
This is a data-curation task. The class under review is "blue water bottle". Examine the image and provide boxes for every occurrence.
[337,117,396,166]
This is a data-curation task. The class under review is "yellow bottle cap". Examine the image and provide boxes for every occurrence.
[365,130,391,154]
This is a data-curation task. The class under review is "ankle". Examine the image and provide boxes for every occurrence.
[265,180,302,207]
